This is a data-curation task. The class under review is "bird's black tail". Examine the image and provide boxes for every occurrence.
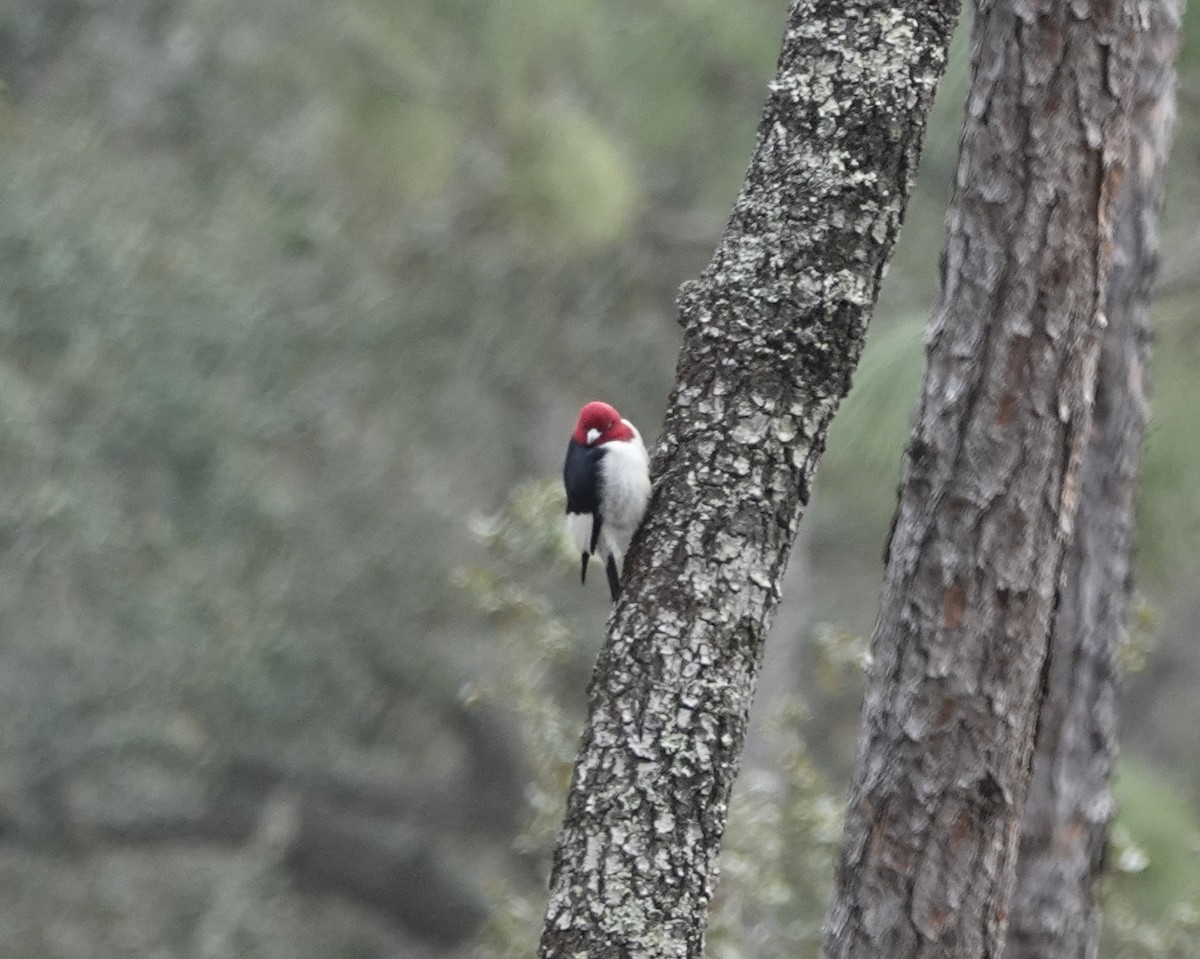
[580,553,589,585]
[605,555,621,602]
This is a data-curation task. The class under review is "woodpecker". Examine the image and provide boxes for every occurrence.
[563,401,650,601]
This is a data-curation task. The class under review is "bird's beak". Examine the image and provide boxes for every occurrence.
[586,428,601,445]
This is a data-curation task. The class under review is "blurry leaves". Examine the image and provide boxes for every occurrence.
[328,0,782,259]
[457,482,582,940]
[1108,760,1200,922]
[1113,823,1153,874]
[707,703,844,959]
[1106,883,1200,959]
[336,94,464,206]
[502,102,640,253]
[814,315,924,547]
[1119,593,1160,674]
[466,479,571,575]
[0,112,467,773]
[1140,298,1200,582]
[466,482,847,959]
[811,624,871,694]
[0,0,1196,953]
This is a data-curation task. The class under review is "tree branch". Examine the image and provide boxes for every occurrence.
[538,1,960,955]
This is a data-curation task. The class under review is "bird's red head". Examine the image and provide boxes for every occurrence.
[573,401,635,446]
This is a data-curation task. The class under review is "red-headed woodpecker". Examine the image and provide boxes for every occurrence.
[563,401,651,601]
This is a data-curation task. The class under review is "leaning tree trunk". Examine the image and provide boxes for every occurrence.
[1005,1,1181,956]
[537,0,960,955]
[820,0,1141,956]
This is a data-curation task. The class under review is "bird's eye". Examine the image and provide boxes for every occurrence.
[607,421,614,429]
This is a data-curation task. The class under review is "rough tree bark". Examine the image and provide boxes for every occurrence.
[537,0,959,956]
[1005,1,1180,955]
[820,0,1142,956]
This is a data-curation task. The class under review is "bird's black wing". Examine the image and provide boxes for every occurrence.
[563,440,602,514]
[564,440,606,583]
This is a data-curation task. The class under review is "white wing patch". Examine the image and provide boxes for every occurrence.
[566,512,594,557]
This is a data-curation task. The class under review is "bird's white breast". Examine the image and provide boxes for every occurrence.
[599,426,650,547]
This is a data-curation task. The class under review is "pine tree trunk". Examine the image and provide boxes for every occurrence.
[537,0,960,955]
[1004,1,1180,955]
[820,0,1142,956]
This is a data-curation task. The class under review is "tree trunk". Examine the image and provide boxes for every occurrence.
[537,0,960,955]
[1004,1,1180,955]
[821,0,1141,956]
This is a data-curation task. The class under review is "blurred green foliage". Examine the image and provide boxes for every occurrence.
[464,482,846,959]
[1,0,1198,954]
[1109,760,1200,920]
[1104,759,1200,959]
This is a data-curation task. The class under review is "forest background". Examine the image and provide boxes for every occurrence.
[0,0,1198,957]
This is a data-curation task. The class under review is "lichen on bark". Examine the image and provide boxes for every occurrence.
[537,1,960,956]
